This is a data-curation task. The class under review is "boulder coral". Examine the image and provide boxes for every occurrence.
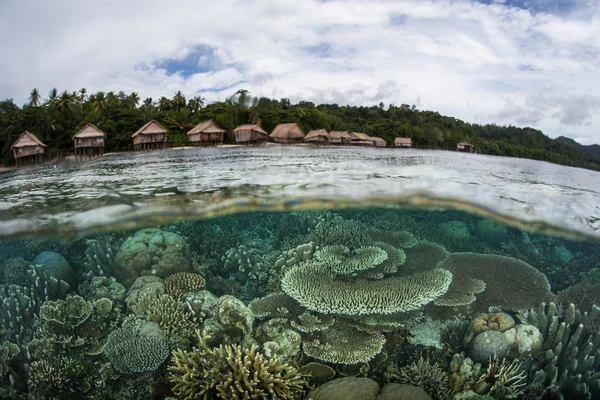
[113,228,192,288]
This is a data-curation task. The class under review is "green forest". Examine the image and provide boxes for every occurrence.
[1,88,599,170]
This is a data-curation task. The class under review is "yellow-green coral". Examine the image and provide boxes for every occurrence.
[314,245,389,275]
[165,272,206,300]
[169,332,305,400]
[281,259,452,315]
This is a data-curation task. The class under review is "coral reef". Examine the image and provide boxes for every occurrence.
[436,253,552,312]
[398,356,452,400]
[471,355,526,397]
[306,377,380,400]
[401,241,449,275]
[32,251,74,283]
[201,295,254,347]
[518,302,600,399]
[1,257,29,285]
[302,325,386,364]
[82,237,119,278]
[474,219,507,246]
[169,331,305,400]
[78,275,127,305]
[113,228,192,288]
[103,326,170,373]
[468,331,509,364]
[125,275,165,314]
[165,271,206,300]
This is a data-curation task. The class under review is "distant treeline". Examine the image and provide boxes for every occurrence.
[1,88,599,170]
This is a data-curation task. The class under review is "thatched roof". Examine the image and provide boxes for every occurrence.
[329,131,352,139]
[457,141,474,146]
[233,124,268,135]
[270,123,304,140]
[132,120,167,138]
[11,131,46,149]
[394,137,412,145]
[304,129,330,141]
[370,136,387,146]
[72,123,105,140]
[187,119,225,135]
[350,132,372,141]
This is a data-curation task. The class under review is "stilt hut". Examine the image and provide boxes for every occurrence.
[457,141,476,153]
[11,131,46,167]
[349,132,375,146]
[269,123,305,144]
[132,120,168,151]
[394,137,412,148]
[303,129,330,145]
[329,131,352,145]
[72,123,105,160]
[370,136,387,148]
[233,124,269,144]
[187,119,225,146]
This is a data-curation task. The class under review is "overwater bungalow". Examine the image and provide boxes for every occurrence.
[303,129,330,145]
[370,136,387,148]
[349,132,375,146]
[394,137,412,148]
[187,119,225,146]
[269,123,305,144]
[329,131,352,145]
[73,123,105,160]
[457,141,476,153]
[11,131,46,167]
[132,120,168,151]
[233,124,269,144]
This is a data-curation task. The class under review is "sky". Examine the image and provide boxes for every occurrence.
[0,0,599,144]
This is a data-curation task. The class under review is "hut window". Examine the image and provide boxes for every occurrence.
[78,139,82,144]
[36,146,40,150]
[19,148,22,153]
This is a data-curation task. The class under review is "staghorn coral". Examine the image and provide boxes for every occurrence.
[302,324,386,364]
[165,272,206,300]
[146,294,196,341]
[169,331,305,400]
[518,302,600,399]
[436,253,552,312]
[314,245,389,275]
[103,326,170,374]
[398,356,452,400]
[281,259,452,315]
[472,355,526,397]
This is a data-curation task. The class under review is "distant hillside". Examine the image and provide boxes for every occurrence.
[1,89,600,171]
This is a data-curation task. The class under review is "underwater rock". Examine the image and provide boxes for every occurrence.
[183,289,219,320]
[113,228,191,288]
[376,383,432,400]
[33,251,73,283]
[438,220,471,239]
[469,331,509,364]
[82,275,126,305]
[474,219,507,246]
[503,323,542,358]
[254,318,302,363]
[307,377,380,400]
[202,295,254,346]
[125,275,165,314]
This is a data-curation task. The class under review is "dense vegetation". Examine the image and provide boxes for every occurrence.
[1,88,599,170]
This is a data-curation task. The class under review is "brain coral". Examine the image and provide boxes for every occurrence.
[164,272,206,300]
[436,253,552,312]
[113,228,192,288]
[281,259,452,315]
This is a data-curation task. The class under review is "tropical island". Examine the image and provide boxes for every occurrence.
[1,88,599,171]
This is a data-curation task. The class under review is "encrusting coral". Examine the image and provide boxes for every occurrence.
[165,272,206,300]
[169,331,305,400]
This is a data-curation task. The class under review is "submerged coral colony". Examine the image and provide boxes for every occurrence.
[1,209,600,400]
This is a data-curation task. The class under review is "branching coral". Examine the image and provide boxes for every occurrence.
[104,327,170,374]
[472,355,526,397]
[145,294,196,341]
[82,237,119,278]
[398,356,452,400]
[165,272,206,300]
[281,259,452,315]
[169,331,305,400]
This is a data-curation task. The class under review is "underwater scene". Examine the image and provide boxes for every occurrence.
[1,207,600,400]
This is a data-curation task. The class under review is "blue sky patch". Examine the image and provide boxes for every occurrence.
[155,44,222,78]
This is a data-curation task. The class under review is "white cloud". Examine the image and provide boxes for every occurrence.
[0,0,599,143]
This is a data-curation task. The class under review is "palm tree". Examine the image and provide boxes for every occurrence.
[78,88,88,103]
[127,92,140,109]
[158,96,171,113]
[48,88,58,101]
[172,91,186,112]
[29,88,41,107]
[91,92,107,120]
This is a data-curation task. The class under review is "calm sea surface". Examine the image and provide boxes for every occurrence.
[0,147,599,240]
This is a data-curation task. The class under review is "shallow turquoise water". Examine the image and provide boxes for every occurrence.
[1,148,600,399]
